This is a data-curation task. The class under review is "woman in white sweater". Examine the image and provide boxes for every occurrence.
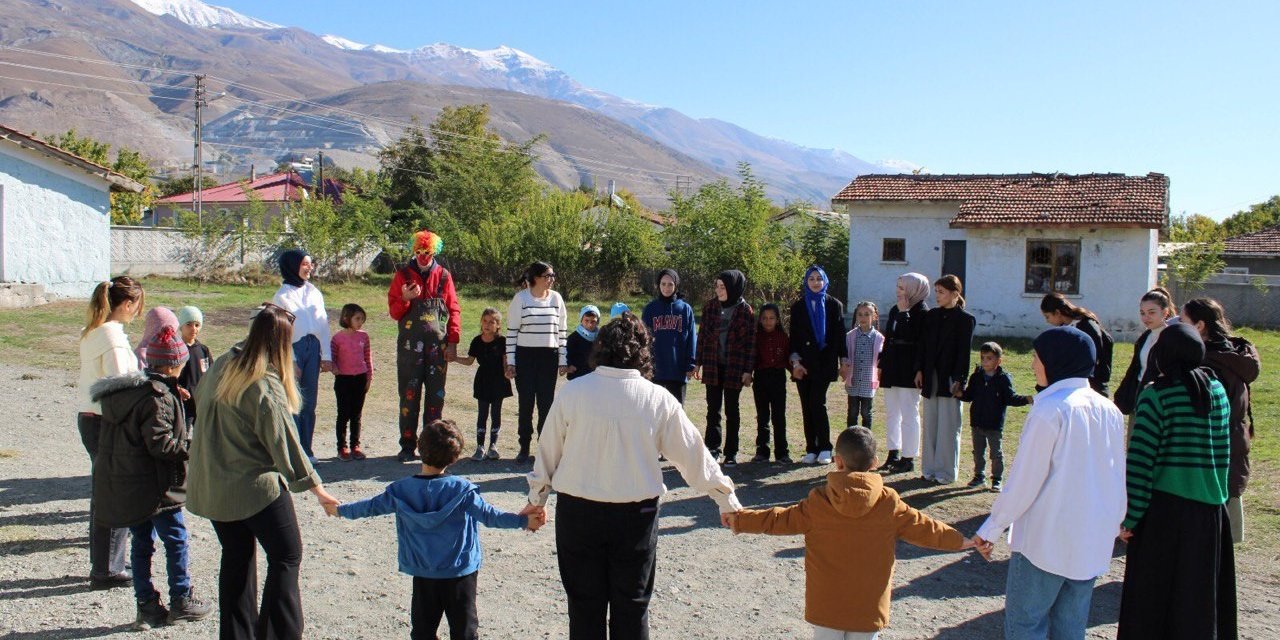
[272,249,332,463]
[77,276,144,588]
[505,261,568,463]
[528,312,742,639]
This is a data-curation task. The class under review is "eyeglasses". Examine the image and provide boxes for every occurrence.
[414,248,433,256]
[542,273,557,279]
[255,302,296,325]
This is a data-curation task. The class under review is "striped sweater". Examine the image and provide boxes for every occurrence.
[1123,380,1230,529]
[506,288,568,366]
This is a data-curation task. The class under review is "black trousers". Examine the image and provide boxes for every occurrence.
[333,373,369,448]
[751,369,788,458]
[475,398,503,447]
[556,493,659,640]
[847,395,873,429]
[412,572,479,640]
[796,378,833,454]
[654,380,686,404]
[78,413,129,578]
[703,384,741,457]
[1119,490,1237,640]
[515,347,559,450]
[211,492,304,640]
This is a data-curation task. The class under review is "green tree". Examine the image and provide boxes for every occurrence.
[793,213,851,304]
[663,163,805,301]
[1167,213,1223,242]
[156,174,220,198]
[43,129,154,225]
[1220,195,1280,238]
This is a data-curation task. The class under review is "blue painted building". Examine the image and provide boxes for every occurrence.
[0,124,143,298]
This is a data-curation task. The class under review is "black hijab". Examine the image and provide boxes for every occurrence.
[716,270,746,306]
[279,249,308,288]
[1032,326,1096,386]
[1151,323,1216,415]
[657,268,681,302]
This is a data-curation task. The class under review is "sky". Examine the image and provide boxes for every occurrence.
[214,0,1279,219]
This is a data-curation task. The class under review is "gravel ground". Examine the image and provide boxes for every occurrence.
[2,361,1277,639]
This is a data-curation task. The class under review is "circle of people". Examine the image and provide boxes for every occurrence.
[76,228,1256,640]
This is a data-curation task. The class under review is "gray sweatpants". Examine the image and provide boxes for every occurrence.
[921,395,962,483]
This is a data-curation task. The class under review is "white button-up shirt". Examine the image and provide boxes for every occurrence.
[977,377,1126,580]
[273,281,333,360]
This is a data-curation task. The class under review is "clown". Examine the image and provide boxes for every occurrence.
[387,230,462,462]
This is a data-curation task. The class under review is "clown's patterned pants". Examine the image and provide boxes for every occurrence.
[397,337,448,453]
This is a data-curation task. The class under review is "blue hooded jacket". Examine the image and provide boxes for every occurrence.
[337,474,527,579]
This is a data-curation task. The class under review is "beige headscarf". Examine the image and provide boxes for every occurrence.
[897,272,931,310]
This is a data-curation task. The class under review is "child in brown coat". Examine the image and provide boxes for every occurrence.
[730,427,978,638]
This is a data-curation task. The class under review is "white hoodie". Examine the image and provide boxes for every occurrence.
[78,321,139,414]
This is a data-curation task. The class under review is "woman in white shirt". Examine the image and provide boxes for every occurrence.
[505,261,568,463]
[272,249,332,463]
[78,276,144,587]
[527,312,742,639]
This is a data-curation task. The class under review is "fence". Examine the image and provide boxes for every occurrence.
[1167,273,1280,329]
[111,226,378,278]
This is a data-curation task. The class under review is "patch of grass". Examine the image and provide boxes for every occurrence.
[0,524,38,543]
[0,449,20,459]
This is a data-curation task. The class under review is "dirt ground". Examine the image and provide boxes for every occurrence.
[2,360,1277,639]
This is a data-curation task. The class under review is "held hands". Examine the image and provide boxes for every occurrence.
[320,360,335,374]
[401,282,421,303]
[720,511,739,531]
[971,535,994,561]
[505,365,516,380]
[519,503,548,532]
[176,386,192,402]
[691,366,702,381]
[741,372,753,387]
[444,343,457,363]
[312,486,341,517]
[1118,527,1133,543]
[950,381,964,398]
[557,366,570,377]
[913,371,924,389]
[791,363,808,380]
[839,364,852,385]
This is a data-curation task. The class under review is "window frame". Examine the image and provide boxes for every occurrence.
[1024,239,1082,295]
[881,237,906,263]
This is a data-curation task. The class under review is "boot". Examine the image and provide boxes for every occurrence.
[895,457,915,473]
[134,594,169,630]
[168,588,212,623]
[877,450,900,473]
[515,445,530,464]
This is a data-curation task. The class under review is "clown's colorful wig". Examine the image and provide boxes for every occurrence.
[411,230,443,256]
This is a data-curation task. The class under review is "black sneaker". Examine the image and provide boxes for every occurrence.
[396,448,417,463]
[169,588,212,623]
[776,455,793,464]
[968,476,986,487]
[991,479,1003,493]
[707,448,722,460]
[750,453,769,463]
[895,458,915,474]
[722,455,737,467]
[514,448,530,464]
[134,595,169,630]
[89,570,132,590]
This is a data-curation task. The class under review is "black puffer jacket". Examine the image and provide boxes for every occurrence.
[90,371,189,528]
[1203,337,1261,497]
[878,302,928,389]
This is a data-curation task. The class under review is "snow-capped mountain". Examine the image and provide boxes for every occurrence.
[130,0,281,30]
[320,35,406,54]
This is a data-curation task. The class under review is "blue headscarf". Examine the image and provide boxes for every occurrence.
[803,265,830,349]
[576,305,601,341]
[610,302,630,320]
[1032,326,1096,385]
[279,249,308,288]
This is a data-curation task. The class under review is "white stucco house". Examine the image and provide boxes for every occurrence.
[0,124,144,299]
[832,172,1169,339]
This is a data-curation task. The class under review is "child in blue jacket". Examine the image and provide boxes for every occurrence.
[959,342,1032,492]
[330,419,545,638]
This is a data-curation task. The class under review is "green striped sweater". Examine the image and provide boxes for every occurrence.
[1123,380,1230,530]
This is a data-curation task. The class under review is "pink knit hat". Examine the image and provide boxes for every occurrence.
[145,325,189,370]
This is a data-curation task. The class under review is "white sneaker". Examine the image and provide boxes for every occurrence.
[485,446,500,460]
[800,453,817,464]
[817,451,833,465]
[471,446,485,461]
[306,455,319,466]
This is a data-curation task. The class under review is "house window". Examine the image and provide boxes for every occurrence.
[1025,240,1081,295]
[882,238,906,262]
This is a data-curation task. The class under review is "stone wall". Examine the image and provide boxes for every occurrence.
[111,226,379,278]
[1167,273,1280,329]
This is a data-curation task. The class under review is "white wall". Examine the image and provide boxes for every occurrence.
[843,201,1158,339]
[0,145,112,298]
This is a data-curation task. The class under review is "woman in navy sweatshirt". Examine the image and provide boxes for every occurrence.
[642,268,697,403]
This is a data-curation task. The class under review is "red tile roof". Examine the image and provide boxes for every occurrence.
[157,171,309,204]
[832,172,1169,228]
[1223,225,1280,256]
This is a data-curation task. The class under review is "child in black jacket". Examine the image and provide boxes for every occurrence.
[959,342,1031,492]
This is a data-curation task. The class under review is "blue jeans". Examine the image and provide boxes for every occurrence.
[292,334,320,457]
[129,509,191,602]
[1005,552,1095,640]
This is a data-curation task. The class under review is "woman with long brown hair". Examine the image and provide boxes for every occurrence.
[78,275,144,588]
[914,274,975,485]
[187,304,339,640]
[1040,293,1114,396]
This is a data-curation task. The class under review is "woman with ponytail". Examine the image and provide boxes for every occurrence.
[1182,297,1260,544]
[1040,293,1114,396]
[78,276,145,587]
[1114,287,1178,415]
[505,261,569,463]
[914,274,975,485]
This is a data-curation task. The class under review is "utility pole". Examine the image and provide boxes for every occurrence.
[317,150,324,201]
[193,74,206,226]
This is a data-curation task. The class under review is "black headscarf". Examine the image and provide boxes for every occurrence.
[1032,326,1096,386]
[279,249,308,288]
[1151,323,1216,415]
[657,268,681,302]
[716,270,745,306]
